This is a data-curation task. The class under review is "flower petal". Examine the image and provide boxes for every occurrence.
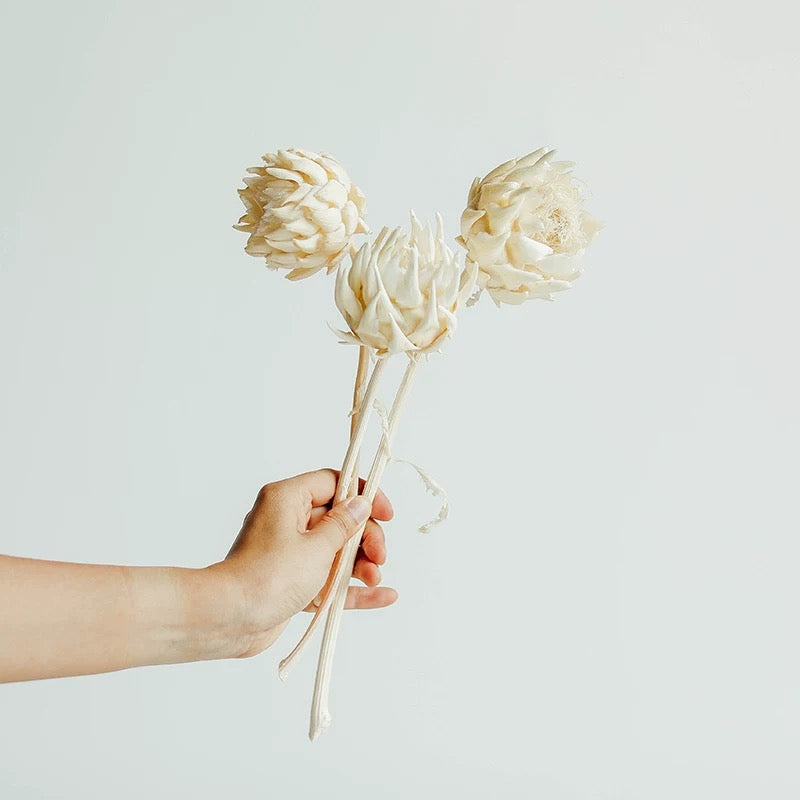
[537,252,582,279]
[485,199,522,235]
[316,180,348,206]
[335,263,362,328]
[483,156,518,183]
[286,154,328,185]
[507,232,553,265]
[467,230,509,264]
[265,167,302,183]
[460,208,485,238]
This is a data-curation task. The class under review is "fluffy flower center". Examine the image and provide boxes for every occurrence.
[524,173,589,255]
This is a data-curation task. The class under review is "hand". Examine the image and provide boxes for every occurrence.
[211,469,398,658]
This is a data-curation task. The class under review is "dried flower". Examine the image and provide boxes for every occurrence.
[456,148,601,305]
[235,148,369,280]
[334,212,476,355]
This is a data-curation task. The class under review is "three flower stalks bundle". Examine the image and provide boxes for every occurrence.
[235,146,601,740]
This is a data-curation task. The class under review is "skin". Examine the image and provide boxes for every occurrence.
[0,469,397,683]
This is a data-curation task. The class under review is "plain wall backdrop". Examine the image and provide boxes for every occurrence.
[1,0,798,797]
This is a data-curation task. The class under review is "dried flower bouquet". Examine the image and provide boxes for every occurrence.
[235,146,599,739]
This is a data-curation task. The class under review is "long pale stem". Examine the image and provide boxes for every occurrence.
[332,354,386,506]
[344,345,370,495]
[336,345,369,632]
[310,353,420,741]
[342,345,369,600]
[279,348,381,680]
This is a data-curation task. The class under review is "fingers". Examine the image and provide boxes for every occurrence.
[353,556,381,587]
[287,469,394,521]
[308,512,387,580]
[309,496,371,555]
[344,586,397,610]
[307,506,328,528]
[308,512,387,563]
[307,554,381,610]
[289,468,338,507]
[306,518,385,611]
[307,511,389,560]
[360,519,386,565]
[360,483,393,522]
[305,586,398,612]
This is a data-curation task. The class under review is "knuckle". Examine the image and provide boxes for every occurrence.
[257,482,276,501]
[259,480,293,504]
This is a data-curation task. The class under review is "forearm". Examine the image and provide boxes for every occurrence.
[0,555,244,682]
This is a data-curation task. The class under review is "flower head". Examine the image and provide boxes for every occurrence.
[456,148,601,305]
[334,212,476,355]
[235,148,368,280]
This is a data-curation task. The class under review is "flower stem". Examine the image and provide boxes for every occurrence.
[278,347,381,680]
[333,351,384,506]
[341,345,368,612]
[309,353,421,741]
[347,345,371,494]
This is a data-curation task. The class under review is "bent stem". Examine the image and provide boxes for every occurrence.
[309,353,421,741]
[279,347,380,679]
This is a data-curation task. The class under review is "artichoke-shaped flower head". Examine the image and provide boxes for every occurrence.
[235,148,368,280]
[457,148,601,305]
[335,212,477,356]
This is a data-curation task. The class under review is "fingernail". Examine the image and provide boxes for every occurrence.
[345,496,370,524]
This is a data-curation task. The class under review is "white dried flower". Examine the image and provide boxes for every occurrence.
[334,212,477,355]
[235,148,369,280]
[456,148,601,305]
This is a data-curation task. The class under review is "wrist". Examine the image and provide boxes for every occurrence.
[169,565,251,662]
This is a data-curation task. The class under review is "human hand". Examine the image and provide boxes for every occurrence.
[210,469,397,659]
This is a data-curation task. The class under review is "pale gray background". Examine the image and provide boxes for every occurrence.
[1,0,798,797]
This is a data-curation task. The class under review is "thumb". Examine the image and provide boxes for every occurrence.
[312,495,371,554]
